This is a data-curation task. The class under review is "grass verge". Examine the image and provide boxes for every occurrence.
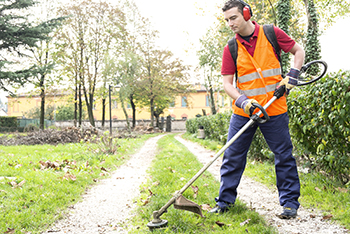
[131,134,277,233]
[181,132,350,230]
[0,133,157,234]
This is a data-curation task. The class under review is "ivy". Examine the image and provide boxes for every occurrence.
[288,71,350,185]
[276,0,291,73]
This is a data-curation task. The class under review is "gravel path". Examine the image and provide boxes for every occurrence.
[43,135,164,234]
[43,134,349,234]
[175,135,349,234]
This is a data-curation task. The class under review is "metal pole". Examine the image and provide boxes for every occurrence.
[109,85,112,136]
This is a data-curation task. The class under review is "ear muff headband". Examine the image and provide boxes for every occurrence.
[237,0,253,21]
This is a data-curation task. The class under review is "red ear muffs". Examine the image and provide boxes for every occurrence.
[243,6,251,21]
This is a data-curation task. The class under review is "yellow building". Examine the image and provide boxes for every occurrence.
[7,84,232,121]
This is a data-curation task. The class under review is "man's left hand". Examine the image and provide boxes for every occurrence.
[277,68,300,95]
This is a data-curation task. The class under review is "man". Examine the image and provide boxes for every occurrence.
[209,0,305,219]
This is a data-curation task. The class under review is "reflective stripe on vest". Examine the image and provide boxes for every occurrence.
[232,25,287,117]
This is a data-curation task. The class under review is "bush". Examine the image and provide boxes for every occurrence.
[288,71,350,184]
[0,116,17,127]
[24,123,39,132]
[186,110,232,143]
[186,110,273,162]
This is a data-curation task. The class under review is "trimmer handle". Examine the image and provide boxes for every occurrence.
[251,103,270,124]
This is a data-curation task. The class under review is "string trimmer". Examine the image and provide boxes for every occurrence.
[147,60,328,230]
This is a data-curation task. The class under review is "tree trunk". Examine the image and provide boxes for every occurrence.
[101,98,106,127]
[150,98,154,127]
[78,83,82,127]
[130,94,136,128]
[39,78,45,130]
[74,84,77,127]
[119,90,131,132]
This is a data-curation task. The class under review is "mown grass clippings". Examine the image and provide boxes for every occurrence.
[131,134,277,233]
[0,133,158,234]
[182,132,350,231]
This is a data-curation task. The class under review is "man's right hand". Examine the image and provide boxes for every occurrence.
[235,94,258,116]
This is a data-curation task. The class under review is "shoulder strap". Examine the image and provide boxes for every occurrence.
[262,24,283,74]
[227,24,283,84]
[227,36,238,87]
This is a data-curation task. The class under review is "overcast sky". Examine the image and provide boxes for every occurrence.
[133,0,350,73]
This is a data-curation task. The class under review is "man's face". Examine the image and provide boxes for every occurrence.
[224,7,246,34]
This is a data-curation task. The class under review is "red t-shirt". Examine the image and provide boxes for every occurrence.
[221,21,296,75]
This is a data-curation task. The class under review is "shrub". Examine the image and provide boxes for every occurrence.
[288,71,350,184]
[186,110,232,143]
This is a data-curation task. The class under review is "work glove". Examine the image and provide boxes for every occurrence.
[277,68,300,95]
[235,94,258,116]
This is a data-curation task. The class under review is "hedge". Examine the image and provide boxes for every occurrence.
[288,71,350,184]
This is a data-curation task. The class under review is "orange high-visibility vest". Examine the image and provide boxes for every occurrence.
[232,26,287,117]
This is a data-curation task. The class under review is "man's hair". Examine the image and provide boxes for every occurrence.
[222,0,245,14]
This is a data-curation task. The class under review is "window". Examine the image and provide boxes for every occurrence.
[127,103,131,109]
[112,100,118,109]
[222,96,225,107]
[169,100,175,108]
[206,95,210,107]
[181,97,187,107]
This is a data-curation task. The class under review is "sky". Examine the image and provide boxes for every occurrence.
[133,0,350,73]
[132,0,222,72]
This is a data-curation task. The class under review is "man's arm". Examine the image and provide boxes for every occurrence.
[289,43,305,70]
[223,74,241,100]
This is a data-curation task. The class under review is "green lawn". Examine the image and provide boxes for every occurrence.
[0,134,157,234]
[131,134,277,233]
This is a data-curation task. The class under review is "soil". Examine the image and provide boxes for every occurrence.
[44,134,349,234]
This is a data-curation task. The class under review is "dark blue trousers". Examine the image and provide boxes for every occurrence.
[216,113,300,209]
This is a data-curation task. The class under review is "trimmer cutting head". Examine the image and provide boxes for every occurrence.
[147,219,168,230]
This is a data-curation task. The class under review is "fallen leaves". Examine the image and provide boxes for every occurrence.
[201,204,212,212]
[240,219,251,226]
[322,214,333,220]
[8,180,26,188]
[62,172,76,181]
[191,185,199,198]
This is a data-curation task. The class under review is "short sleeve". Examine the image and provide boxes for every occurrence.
[221,45,236,75]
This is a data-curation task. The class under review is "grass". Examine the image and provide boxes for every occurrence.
[0,133,158,234]
[181,132,350,230]
[131,134,277,233]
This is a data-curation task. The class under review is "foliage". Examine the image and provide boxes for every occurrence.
[138,49,191,126]
[88,131,121,157]
[56,104,86,121]
[288,71,350,185]
[276,0,291,72]
[25,105,55,120]
[132,134,277,234]
[56,0,127,127]
[23,123,39,132]
[0,0,65,92]
[304,0,321,63]
[0,116,17,127]
[186,110,232,144]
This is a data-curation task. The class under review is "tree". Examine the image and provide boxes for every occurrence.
[138,49,190,127]
[197,26,228,115]
[56,0,126,127]
[303,0,320,64]
[27,0,66,130]
[56,103,86,121]
[277,0,292,72]
[0,0,65,92]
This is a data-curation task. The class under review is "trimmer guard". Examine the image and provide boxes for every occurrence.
[174,195,203,217]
